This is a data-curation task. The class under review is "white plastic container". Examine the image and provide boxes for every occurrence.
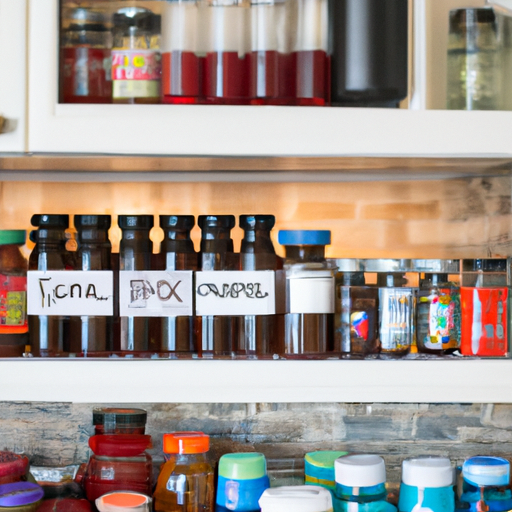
[259,485,333,512]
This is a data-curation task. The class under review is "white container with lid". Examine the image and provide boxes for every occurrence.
[462,456,510,487]
[259,485,333,512]
[335,454,386,488]
[402,457,454,488]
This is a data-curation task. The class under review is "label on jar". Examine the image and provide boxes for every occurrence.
[287,273,334,314]
[112,49,161,98]
[27,271,114,316]
[0,274,27,333]
[119,271,193,317]
[379,287,414,352]
[195,271,275,316]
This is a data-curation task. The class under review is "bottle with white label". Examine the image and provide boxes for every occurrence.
[157,215,198,356]
[119,215,154,353]
[28,214,74,357]
[198,215,239,358]
[278,230,334,358]
[238,215,280,358]
[69,215,113,356]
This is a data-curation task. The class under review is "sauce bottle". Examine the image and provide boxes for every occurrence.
[198,215,239,358]
[70,215,112,355]
[153,432,214,512]
[118,215,154,353]
[28,214,74,357]
[238,215,280,358]
[157,215,198,355]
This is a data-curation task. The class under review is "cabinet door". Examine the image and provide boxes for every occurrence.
[0,0,27,153]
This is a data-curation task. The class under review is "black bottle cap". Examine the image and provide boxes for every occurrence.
[450,7,496,27]
[198,215,235,230]
[74,215,111,231]
[159,215,195,231]
[31,214,69,228]
[239,215,275,231]
[118,215,154,230]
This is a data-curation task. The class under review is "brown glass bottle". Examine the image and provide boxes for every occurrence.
[69,215,113,355]
[238,215,280,358]
[28,214,74,357]
[157,215,198,356]
[119,215,153,353]
[198,215,239,358]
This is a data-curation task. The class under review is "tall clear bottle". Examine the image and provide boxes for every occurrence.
[70,215,113,356]
[238,215,280,358]
[157,215,198,356]
[28,214,74,357]
[198,215,239,357]
[119,215,154,353]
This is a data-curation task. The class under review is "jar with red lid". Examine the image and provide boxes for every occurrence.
[93,408,147,435]
[0,451,29,485]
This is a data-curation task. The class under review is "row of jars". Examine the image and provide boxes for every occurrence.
[59,0,408,107]
[2,407,512,512]
[0,213,509,358]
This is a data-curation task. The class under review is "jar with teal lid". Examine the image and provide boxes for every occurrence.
[457,456,512,512]
[0,481,44,512]
[0,230,28,357]
[216,453,270,512]
[334,454,397,512]
[305,451,348,491]
[398,457,455,512]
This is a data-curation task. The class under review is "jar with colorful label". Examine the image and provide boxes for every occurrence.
[305,451,348,491]
[153,432,214,512]
[460,259,509,357]
[259,486,333,512]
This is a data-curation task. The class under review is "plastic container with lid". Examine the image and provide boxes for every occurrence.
[0,482,44,512]
[398,457,455,512]
[278,230,335,359]
[0,231,28,357]
[93,408,147,435]
[334,454,396,511]
[259,485,333,512]
[305,451,348,491]
[153,432,214,512]
[216,453,270,512]
[96,491,151,512]
[0,452,29,485]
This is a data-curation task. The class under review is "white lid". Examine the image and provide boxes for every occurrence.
[335,455,386,487]
[259,485,333,512]
[402,457,454,488]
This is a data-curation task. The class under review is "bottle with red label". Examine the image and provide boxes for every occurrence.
[460,259,509,357]
[112,7,162,104]
[0,231,28,357]
[59,7,112,104]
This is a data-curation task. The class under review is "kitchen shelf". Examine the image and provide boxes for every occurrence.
[0,359,509,403]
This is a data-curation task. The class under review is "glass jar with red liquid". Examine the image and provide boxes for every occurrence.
[59,7,112,104]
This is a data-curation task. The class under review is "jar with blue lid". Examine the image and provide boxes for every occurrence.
[398,457,455,512]
[216,453,270,512]
[334,454,396,512]
[305,451,348,491]
[457,456,512,511]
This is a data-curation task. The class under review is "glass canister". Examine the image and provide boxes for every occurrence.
[305,451,348,491]
[278,230,334,359]
[334,454,396,512]
[59,7,112,104]
[259,486,333,512]
[0,231,28,357]
[457,456,512,511]
[216,453,270,512]
[460,259,508,357]
[398,457,455,512]
[153,431,214,512]
[96,491,152,512]
[0,482,44,512]
[112,7,162,104]
[447,8,501,110]
[414,259,461,355]
[92,408,147,435]
[333,259,379,359]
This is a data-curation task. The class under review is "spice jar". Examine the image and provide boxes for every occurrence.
[0,231,28,357]
[259,486,333,512]
[153,432,214,512]
[93,408,147,435]
[305,451,348,492]
[0,482,44,512]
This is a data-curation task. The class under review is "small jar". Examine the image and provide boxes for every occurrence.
[259,486,333,512]
[93,408,147,435]
[96,491,152,512]
[0,482,44,512]
[0,452,29,485]
[0,231,28,357]
[304,451,348,491]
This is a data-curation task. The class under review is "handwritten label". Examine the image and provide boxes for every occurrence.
[195,271,275,316]
[27,271,114,316]
[119,271,193,317]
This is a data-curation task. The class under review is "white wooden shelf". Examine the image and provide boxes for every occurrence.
[0,359,509,403]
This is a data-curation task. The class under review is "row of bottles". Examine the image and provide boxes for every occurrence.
[59,0,408,107]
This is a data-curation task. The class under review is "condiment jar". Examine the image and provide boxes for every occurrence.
[0,482,44,512]
[259,485,333,512]
[96,491,151,512]
[334,454,397,511]
[398,457,455,512]
[0,231,28,357]
[0,452,29,485]
[304,451,348,491]
[153,432,214,512]
[216,453,270,512]
[93,407,147,435]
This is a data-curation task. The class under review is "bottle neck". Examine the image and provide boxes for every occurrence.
[284,245,325,262]
[161,230,195,254]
